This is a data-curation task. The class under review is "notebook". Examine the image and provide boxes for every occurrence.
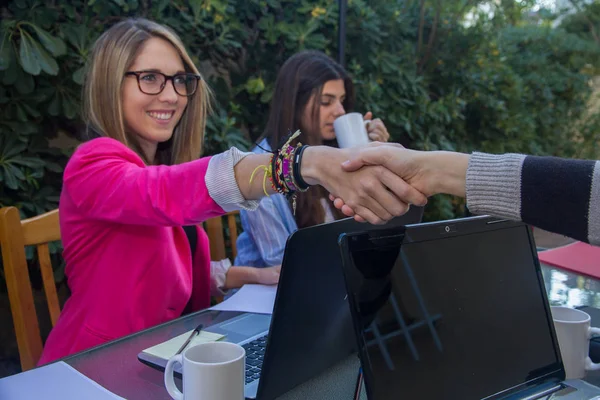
[140,329,225,362]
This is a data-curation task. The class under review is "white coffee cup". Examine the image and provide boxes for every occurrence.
[333,112,371,148]
[551,306,600,379]
[164,341,245,400]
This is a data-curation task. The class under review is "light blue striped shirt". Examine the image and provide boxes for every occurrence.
[234,139,299,267]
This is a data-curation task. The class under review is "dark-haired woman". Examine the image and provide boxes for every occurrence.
[235,50,390,268]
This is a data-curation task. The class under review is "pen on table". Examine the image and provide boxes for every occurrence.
[176,323,204,355]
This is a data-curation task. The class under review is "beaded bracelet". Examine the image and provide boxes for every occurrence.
[249,130,311,215]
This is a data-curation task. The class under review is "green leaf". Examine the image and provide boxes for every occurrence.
[189,0,203,20]
[44,161,63,173]
[20,102,41,118]
[28,169,43,179]
[14,71,34,94]
[4,121,38,135]
[18,34,41,75]
[29,37,59,75]
[2,165,18,189]
[2,51,18,85]
[8,164,25,181]
[15,104,27,121]
[3,140,26,158]
[62,95,78,119]
[47,93,61,116]
[24,246,34,261]
[0,37,13,71]
[72,66,85,85]
[30,25,67,57]
[53,261,65,283]
[63,25,87,52]
[12,157,45,168]
[245,77,265,94]
[157,0,170,13]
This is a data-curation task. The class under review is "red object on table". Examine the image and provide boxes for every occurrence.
[538,242,600,279]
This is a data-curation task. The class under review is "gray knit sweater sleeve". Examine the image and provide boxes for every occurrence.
[466,152,600,246]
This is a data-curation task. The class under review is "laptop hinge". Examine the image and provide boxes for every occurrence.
[518,384,563,400]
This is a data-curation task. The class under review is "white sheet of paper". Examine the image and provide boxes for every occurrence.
[142,330,225,360]
[210,284,277,314]
[0,361,125,400]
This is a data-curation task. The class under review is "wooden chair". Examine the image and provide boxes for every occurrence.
[204,210,241,262]
[0,206,61,371]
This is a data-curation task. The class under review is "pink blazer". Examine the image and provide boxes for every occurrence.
[39,138,225,364]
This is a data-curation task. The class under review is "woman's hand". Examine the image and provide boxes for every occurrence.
[327,144,470,222]
[364,111,390,143]
[300,144,428,224]
[255,265,281,285]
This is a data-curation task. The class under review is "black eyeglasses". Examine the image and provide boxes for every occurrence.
[125,71,202,97]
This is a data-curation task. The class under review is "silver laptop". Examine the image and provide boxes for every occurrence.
[338,216,600,399]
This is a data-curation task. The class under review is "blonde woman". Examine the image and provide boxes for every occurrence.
[38,18,426,364]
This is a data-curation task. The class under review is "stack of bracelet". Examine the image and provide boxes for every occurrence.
[249,130,311,215]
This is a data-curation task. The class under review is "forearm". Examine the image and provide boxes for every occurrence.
[233,153,277,200]
[233,147,328,200]
[223,266,259,290]
[424,151,470,198]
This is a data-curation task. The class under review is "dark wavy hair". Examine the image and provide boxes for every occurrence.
[260,50,354,228]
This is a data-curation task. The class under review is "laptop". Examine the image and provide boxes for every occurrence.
[338,215,600,400]
[138,207,423,400]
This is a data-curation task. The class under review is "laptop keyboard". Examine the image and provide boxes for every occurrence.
[243,335,267,384]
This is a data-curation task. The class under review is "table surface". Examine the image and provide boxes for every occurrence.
[60,262,600,399]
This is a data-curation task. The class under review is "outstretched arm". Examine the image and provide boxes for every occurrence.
[233,145,427,224]
[335,143,600,245]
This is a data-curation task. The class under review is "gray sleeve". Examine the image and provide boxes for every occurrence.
[467,153,600,246]
[465,152,526,221]
[205,148,260,212]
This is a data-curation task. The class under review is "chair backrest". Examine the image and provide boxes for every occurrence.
[0,206,61,371]
[204,211,240,261]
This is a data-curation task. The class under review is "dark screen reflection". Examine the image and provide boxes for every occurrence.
[347,227,561,400]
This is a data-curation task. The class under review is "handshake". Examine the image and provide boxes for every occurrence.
[302,142,471,225]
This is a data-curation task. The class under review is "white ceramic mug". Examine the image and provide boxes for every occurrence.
[164,341,245,400]
[551,306,600,379]
[333,112,371,148]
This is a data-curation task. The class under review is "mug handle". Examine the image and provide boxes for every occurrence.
[585,327,600,372]
[164,354,184,400]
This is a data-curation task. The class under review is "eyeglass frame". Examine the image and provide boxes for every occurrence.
[124,70,202,97]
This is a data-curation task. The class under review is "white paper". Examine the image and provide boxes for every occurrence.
[210,284,277,314]
[0,361,125,400]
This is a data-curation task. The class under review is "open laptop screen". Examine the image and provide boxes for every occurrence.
[341,219,562,400]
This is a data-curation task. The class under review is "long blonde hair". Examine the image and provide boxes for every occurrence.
[83,18,211,165]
